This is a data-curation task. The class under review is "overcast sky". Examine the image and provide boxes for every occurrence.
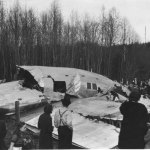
[4,0,150,43]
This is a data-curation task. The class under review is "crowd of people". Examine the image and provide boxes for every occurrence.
[127,80,150,99]
[98,79,150,102]
[0,90,150,149]
[97,84,128,101]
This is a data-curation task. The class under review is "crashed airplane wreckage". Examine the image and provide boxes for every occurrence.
[0,65,130,115]
[0,65,132,148]
[17,65,130,98]
[2,65,150,148]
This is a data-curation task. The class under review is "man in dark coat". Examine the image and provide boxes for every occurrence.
[0,114,7,150]
[118,91,148,149]
[38,103,53,149]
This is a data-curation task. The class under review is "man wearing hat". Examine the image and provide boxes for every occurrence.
[118,91,148,149]
[54,94,73,149]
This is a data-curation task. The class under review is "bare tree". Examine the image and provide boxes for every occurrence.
[8,2,22,65]
[0,0,6,78]
[50,0,63,66]
[105,7,122,77]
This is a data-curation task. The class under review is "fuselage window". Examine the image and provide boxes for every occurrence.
[87,83,91,89]
[92,83,97,90]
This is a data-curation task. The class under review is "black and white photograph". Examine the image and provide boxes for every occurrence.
[0,0,150,149]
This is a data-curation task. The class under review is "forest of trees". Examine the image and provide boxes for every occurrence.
[0,0,150,83]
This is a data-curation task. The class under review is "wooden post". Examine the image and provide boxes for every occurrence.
[15,100,20,124]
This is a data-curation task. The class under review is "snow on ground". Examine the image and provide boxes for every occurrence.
[43,89,64,101]
[26,107,119,149]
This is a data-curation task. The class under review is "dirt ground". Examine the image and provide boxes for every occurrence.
[4,117,61,149]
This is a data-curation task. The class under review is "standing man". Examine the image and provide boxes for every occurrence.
[0,114,7,150]
[97,87,103,93]
[110,90,119,101]
[118,91,148,149]
[38,103,53,149]
[54,94,73,149]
